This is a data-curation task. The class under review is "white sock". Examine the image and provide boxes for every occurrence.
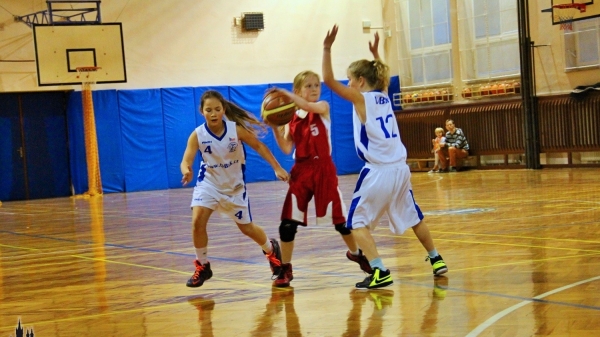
[261,240,273,254]
[195,247,208,264]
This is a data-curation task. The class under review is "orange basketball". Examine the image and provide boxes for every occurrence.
[261,91,296,126]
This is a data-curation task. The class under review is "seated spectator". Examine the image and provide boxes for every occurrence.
[438,119,469,172]
[429,127,445,173]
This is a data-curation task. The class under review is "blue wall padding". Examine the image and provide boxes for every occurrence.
[161,87,198,189]
[68,90,126,194]
[5,76,401,200]
[95,90,126,193]
[228,84,275,183]
[118,89,169,192]
[59,79,394,196]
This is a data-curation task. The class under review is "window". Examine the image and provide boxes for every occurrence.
[397,0,452,86]
[564,18,600,70]
[396,0,520,88]
[461,0,520,80]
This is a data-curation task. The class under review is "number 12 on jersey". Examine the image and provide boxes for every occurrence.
[376,114,398,139]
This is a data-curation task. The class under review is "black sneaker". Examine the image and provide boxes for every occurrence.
[186,260,213,287]
[346,249,373,274]
[426,255,448,275]
[355,267,393,289]
[449,166,457,172]
[264,238,282,278]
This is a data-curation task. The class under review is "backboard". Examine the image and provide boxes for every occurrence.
[33,23,127,86]
[548,0,600,25]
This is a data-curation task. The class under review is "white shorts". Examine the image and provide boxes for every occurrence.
[190,181,252,224]
[347,162,423,234]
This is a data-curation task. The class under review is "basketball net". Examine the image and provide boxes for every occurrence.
[553,3,586,31]
[77,66,103,196]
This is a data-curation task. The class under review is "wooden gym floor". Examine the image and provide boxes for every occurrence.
[0,168,599,336]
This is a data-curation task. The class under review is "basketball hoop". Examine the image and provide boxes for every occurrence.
[76,66,101,85]
[553,3,586,31]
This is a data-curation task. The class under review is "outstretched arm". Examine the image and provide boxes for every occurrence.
[322,24,366,122]
[237,125,290,182]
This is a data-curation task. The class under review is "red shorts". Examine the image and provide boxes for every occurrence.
[281,158,346,226]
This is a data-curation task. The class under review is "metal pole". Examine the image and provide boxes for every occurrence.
[517,0,541,169]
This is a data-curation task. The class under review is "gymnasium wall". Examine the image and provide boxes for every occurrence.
[0,0,391,92]
[2,1,600,95]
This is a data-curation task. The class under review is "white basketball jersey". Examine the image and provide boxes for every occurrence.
[352,91,407,164]
[195,120,246,195]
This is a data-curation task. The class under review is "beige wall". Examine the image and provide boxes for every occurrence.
[0,0,387,92]
[1,0,598,95]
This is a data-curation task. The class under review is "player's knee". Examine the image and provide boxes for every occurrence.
[335,223,351,236]
[279,220,299,242]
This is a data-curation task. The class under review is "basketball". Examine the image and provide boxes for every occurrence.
[261,91,296,126]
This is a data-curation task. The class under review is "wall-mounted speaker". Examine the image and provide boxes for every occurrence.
[242,12,264,31]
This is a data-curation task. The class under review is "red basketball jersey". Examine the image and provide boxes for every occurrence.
[288,110,332,161]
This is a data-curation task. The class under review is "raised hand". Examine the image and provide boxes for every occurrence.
[369,31,380,59]
[324,24,339,49]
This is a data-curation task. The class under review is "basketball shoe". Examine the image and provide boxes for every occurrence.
[274,263,293,287]
[355,267,393,289]
[264,238,282,278]
[346,249,373,274]
[186,260,213,287]
[426,255,448,275]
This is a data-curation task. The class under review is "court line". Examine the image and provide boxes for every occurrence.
[3,237,600,330]
[465,275,600,337]
[429,229,600,244]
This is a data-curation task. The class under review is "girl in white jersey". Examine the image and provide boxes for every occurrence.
[180,90,290,288]
[322,25,448,289]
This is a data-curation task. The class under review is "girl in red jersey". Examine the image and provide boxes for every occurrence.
[267,71,371,287]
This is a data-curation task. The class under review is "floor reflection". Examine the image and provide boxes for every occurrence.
[89,197,108,312]
[343,288,394,337]
[420,276,448,334]
[251,287,301,336]
[188,295,216,337]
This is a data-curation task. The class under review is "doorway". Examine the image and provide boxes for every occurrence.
[0,91,72,201]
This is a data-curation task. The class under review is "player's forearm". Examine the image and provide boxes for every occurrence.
[322,48,335,86]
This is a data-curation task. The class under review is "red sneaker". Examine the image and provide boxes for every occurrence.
[273,263,293,287]
[346,249,373,274]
